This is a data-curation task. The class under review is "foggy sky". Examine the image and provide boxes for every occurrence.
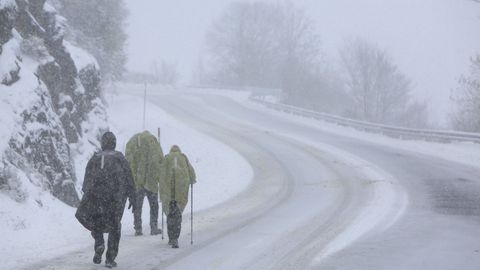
[126,0,480,124]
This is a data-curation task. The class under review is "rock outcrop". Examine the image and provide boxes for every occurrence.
[0,0,107,206]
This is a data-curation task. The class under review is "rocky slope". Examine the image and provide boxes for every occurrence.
[0,0,107,207]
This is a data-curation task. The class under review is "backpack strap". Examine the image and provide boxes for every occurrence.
[101,154,105,170]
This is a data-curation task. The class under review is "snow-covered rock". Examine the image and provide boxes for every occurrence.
[0,0,107,207]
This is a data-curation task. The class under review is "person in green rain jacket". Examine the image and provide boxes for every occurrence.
[159,145,196,248]
[125,131,164,236]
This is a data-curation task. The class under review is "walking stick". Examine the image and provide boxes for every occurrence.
[191,183,193,245]
[157,127,164,240]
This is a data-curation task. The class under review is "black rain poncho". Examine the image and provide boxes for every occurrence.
[75,132,135,233]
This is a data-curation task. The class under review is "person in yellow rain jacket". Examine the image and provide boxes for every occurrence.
[125,131,164,236]
[159,145,196,248]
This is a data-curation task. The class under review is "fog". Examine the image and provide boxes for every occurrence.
[126,0,480,124]
[2,0,480,268]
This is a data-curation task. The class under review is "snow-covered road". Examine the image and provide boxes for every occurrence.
[150,92,408,270]
[151,90,480,269]
[24,88,480,269]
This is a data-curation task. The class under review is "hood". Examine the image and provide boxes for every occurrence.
[170,145,181,153]
[101,131,116,151]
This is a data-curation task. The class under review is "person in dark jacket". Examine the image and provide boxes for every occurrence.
[75,131,135,268]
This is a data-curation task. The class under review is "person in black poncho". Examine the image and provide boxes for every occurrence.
[75,131,135,268]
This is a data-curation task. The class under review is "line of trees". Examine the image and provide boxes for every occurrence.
[200,1,429,128]
[339,39,428,126]
[451,56,480,132]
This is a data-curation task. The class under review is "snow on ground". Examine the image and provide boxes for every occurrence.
[3,84,477,269]
[0,86,252,270]
[0,190,89,270]
[300,139,408,266]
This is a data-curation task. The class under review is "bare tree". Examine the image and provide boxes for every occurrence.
[205,1,282,87]
[339,38,414,124]
[451,55,480,132]
[204,1,333,106]
[277,2,323,104]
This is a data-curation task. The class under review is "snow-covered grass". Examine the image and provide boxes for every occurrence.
[0,86,252,269]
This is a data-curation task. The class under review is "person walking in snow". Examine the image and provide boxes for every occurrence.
[75,131,135,268]
[125,131,164,236]
[159,145,196,248]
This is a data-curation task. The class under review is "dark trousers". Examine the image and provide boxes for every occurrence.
[91,223,121,263]
[167,202,182,240]
[133,187,159,231]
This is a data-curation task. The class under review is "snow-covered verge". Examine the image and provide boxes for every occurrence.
[0,85,252,269]
[224,90,480,171]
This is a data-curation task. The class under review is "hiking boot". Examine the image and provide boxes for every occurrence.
[150,228,162,235]
[135,230,143,236]
[105,260,117,268]
[171,239,179,249]
[168,239,174,246]
[93,244,104,264]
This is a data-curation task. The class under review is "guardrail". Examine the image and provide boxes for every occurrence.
[249,96,480,144]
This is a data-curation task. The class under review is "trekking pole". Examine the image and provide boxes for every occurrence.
[157,127,164,240]
[190,182,193,245]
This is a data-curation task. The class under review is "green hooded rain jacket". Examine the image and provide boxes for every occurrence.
[159,145,196,214]
[125,131,164,193]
